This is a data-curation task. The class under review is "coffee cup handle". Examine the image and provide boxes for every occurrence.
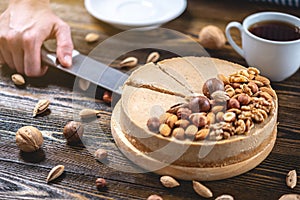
[225,22,245,58]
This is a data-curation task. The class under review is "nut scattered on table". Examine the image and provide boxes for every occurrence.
[11,73,25,86]
[103,91,112,103]
[286,169,297,189]
[46,165,65,183]
[85,33,100,43]
[63,121,84,145]
[33,99,50,117]
[198,25,226,49]
[160,175,180,188]
[94,148,108,161]
[192,180,213,198]
[79,108,101,119]
[16,126,44,152]
[119,57,138,68]
[146,52,160,63]
[95,178,107,189]
[278,194,300,200]
[147,194,163,200]
[215,194,234,200]
[78,78,90,91]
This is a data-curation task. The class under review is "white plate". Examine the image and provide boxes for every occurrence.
[84,0,187,30]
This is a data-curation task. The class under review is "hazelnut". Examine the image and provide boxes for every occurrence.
[175,119,190,128]
[198,25,226,49]
[228,98,240,109]
[94,148,108,161]
[238,94,251,105]
[176,107,192,119]
[147,117,160,132]
[63,121,84,145]
[202,78,224,98]
[189,96,211,112]
[195,128,210,140]
[95,178,107,189]
[16,126,43,152]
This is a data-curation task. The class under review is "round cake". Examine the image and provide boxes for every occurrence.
[111,57,278,181]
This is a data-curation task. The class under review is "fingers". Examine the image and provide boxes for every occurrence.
[23,32,48,77]
[55,21,73,68]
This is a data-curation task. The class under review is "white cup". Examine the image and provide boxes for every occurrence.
[225,12,300,81]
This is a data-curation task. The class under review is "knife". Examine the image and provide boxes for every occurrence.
[41,46,129,96]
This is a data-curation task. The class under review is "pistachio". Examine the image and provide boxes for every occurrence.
[198,25,226,49]
[16,126,44,152]
[11,73,25,86]
[147,117,161,132]
[46,165,65,183]
[79,109,100,119]
[286,170,297,189]
[33,99,50,117]
[78,78,90,91]
[146,52,160,63]
[85,33,100,43]
[160,176,180,188]
[159,124,171,137]
[119,57,138,68]
[192,180,213,198]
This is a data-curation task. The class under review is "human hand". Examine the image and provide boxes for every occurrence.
[0,0,73,77]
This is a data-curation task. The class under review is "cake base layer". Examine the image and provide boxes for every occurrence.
[111,102,277,181]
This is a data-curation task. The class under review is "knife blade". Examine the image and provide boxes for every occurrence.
[41,47,129,95]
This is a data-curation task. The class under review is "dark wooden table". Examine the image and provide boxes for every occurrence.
[0,0,299,199]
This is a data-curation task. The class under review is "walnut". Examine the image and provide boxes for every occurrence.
[198,25,226,49]
[16,126,44,152]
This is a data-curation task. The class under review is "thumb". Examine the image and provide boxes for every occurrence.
[55,21,73,68]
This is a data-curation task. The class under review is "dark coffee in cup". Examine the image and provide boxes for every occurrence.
[248,20,300,41]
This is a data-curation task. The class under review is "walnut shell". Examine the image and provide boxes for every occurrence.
[198,25,226,49]
[16,126,44,152]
